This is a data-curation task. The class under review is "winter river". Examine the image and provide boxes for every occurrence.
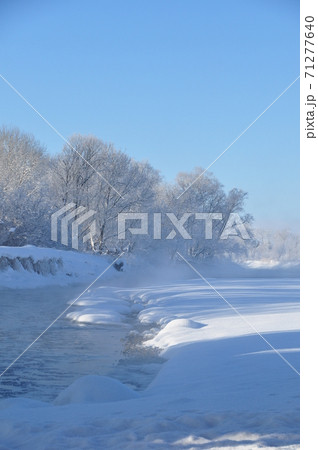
[0,285,127,401]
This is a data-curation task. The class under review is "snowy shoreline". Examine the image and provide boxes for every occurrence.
[0,245,299,290]
[0,247,299,448]
[0,246,121,288]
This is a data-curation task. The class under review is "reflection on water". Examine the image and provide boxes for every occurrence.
[0,285,126,402]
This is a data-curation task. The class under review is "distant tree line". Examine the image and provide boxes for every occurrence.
[0,126,299,262]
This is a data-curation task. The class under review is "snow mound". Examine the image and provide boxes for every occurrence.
[66,291,131,325]
[163,318,206,330]
[66,310,124,325]
[54,375,138,405]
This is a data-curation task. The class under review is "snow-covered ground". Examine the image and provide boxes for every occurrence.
[0,247,299,448]
[0,245,120,288]
[0,245,299,288]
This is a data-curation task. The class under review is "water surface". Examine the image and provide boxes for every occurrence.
[0,284,126,401]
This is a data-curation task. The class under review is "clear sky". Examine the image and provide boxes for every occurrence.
[0,0,299,231]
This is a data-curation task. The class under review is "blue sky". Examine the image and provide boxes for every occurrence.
[0,0,299,230]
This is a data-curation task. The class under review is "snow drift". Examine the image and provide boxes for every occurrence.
[0,276,299,448]
[54,375,138,405]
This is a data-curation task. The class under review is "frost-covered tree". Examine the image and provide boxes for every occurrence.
[51,134,161,253]
[246,228,300,263]
[0,127,52,246]
[155,168,253,260]
[0,127,255,261]
[51,134,104,208]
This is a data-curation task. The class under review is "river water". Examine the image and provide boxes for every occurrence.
[0,284,127,402]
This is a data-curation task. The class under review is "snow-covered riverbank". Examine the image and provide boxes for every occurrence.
[0,245,299,290]
[0,267,299,448]
[0,246,121,288]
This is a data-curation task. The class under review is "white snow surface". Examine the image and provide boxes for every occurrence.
[66,289,131,325]
[54,375,138,405]
[0,245,120,288]
[0,247,300,448]
[0,245,299,290]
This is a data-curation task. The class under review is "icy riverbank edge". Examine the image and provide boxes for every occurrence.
[0,247,299,448]
[0,245,299,289]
